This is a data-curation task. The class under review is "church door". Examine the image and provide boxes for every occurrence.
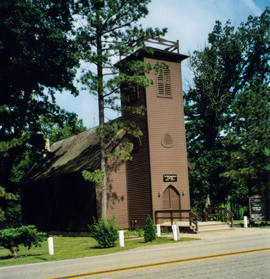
[162,186,181,220]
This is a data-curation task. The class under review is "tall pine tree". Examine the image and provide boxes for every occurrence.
[221,85,270,206]
[185,8,270,210]
[75,0,167,217]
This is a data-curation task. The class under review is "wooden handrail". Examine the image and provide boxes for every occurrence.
[155,210,199,232]
[204,207,234,227]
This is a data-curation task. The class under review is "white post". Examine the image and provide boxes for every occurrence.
[156,224,161,237]
[48,237,54,255]
[244,216,248,228]
[172,225,179,241]
[175,222,180,240]
[119,230,124,247]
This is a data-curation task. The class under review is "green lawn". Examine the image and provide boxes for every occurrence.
[0,236,198,267]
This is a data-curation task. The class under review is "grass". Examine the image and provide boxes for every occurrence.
[0,235,198,268]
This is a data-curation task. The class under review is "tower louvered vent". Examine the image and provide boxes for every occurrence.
[158,66,171,97]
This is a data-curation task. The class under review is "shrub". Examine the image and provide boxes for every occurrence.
[0,225,47,258]
[144,215,156,242]
[90,215,118,248]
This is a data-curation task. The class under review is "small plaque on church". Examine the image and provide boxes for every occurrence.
[163,174,177,182]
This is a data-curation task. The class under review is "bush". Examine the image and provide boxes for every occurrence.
[144,215,156,242]
[0,225,47,258]
[90,215,118,248]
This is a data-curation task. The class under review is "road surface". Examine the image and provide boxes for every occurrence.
[0,228,269,279]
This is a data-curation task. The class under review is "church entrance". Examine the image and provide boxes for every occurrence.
[162,185,180,210]
[162,186,181,221]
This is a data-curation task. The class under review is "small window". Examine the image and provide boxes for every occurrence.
[157,65,171,97]
[128,84,139,103]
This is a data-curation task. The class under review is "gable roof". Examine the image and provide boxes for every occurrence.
[24,126,125,182]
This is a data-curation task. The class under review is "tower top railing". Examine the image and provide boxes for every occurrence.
[119,38,180,60]
[144,38,179,53]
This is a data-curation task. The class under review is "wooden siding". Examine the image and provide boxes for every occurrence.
[106,159,129,228]
[144,57,190,222]
[122,85,153,228]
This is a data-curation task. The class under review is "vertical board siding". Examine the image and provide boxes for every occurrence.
[106,159,129,228]
[116,50,190,228]
[144,57,190,222]
[123,85,153,228]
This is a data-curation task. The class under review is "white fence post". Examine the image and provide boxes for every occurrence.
[48,237,54,255]
[172,225,180,241]
[156,224,161,237]
[175,222,181,240]
[243,216,248,228]
[119,230,125,247]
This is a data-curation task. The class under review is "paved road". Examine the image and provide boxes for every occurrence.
[97,249,270,279]
[0,228,269,279]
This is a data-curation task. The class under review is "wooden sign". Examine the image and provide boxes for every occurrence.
[249,195,265,221]
[163,174,177,182]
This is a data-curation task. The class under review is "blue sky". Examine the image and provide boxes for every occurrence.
[55,0,269,128]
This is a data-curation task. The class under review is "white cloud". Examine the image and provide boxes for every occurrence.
[240,0,263,16]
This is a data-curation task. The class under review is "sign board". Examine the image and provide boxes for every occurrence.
[163,174,177,182]
[249,195,265,221]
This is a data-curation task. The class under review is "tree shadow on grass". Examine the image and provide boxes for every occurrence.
[0,253,47,260]
[89,246,116,250]
[33,256,48,261]
[0,255,13,260]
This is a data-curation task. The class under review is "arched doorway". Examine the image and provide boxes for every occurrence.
[162,186,181,222]
[162,185,180,211]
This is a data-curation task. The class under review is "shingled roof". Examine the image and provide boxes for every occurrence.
[24,127,125,182]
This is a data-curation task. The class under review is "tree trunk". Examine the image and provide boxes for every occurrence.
[10,247,19,258]
[97,15,107,218]
[205,194,211,208]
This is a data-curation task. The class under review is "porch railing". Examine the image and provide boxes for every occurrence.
[155,210,199,232]
[204,207,234,227]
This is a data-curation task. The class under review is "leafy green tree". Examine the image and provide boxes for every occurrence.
[75,0,167,217]
[185,8,270,210]
[40,111,87,145]
[221,85,270,205]
[0,225,47,258]
[0,0,80,226]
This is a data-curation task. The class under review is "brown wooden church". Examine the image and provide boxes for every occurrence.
[22,39,191,232]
